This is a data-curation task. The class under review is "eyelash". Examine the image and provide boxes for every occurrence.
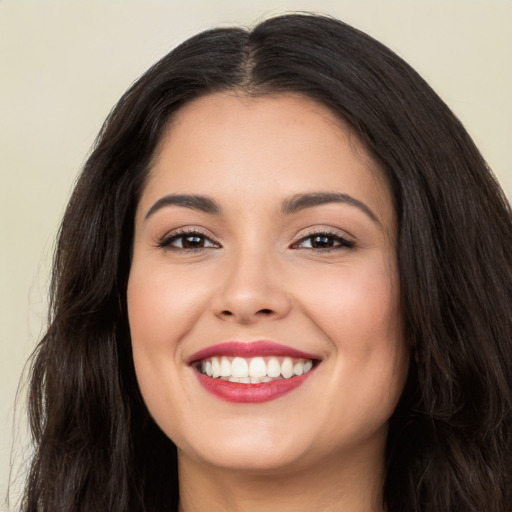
[158,229,355,253]
[292,230,355,251]
[158,229,220,251]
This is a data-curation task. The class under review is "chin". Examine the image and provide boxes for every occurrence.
[173,419,317,474]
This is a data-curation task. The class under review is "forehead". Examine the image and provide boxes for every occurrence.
[139,92,394,228]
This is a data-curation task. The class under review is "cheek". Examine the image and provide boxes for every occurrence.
[127,262,210,351]
[294,255,401,348]
[292,256,406,423]
[126,262,207,413]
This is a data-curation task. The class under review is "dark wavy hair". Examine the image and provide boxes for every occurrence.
[22,12,512,512]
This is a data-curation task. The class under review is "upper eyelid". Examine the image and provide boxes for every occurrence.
[158,228,221,248]
[160,226,218,240]
[293,226,355,241]
[291,229,356,250]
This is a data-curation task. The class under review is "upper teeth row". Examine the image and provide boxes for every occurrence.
[201,356,313,379]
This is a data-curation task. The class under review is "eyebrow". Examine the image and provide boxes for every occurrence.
[145,194,221,219]
[281,192,380,225]
[144,191,380,226]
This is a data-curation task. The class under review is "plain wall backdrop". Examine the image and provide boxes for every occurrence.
[1,1,511,509]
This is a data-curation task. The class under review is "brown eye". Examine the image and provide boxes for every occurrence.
[159,231,219,250]
[310,235,336,248]
[293,233,355,250]
[181,234,206,248]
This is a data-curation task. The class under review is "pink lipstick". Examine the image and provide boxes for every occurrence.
[188,341,320,403]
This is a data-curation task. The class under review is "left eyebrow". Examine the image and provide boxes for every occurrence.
[281,192,381,226]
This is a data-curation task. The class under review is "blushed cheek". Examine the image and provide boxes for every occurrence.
[127,262,212,358]
[126,268,174,366]
[303,255,405,392]
[128,262,174,325]
[308,266,397,335]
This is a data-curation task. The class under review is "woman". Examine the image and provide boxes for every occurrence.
[23,13,512,512]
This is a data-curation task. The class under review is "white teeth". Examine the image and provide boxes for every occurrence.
[267,357,281,378]
[228,376,253,383]
[231,357,249,378]
[211,357,221,378]
[200,355,316,382]
[249,356,267,378]
[281,357,294,379]
[293,361,304,376]
[220,356,231,377]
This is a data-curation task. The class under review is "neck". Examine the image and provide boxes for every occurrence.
[177,443,386,512]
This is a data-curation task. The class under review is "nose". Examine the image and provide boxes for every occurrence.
[211,247,292,325]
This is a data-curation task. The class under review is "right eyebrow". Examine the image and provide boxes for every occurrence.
[144,194,221,220]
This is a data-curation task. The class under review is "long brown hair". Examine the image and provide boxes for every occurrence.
[23,13,512,511]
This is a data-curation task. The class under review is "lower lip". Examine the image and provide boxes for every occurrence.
[194,371,314,403]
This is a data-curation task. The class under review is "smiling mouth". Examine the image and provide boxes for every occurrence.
[188,341,321,403]
[195,356,315,384]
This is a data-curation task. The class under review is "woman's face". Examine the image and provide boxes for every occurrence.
[128,92,408,474]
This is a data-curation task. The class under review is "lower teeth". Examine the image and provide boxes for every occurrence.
[219,376,280,384]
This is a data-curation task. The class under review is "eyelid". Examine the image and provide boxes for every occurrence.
[157,227,222,250]
[291,228,356,250]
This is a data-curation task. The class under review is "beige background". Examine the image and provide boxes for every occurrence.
[1,1,511,509]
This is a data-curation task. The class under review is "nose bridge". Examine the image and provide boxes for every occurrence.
[212,240,291,323]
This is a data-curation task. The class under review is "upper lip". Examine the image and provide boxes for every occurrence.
[187,340,321,364]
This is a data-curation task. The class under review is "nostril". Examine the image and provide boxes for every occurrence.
[216,308,277,320]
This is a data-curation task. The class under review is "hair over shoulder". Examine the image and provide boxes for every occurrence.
[22,13,512,512]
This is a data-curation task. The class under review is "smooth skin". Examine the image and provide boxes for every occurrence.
[128,92,409,512]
